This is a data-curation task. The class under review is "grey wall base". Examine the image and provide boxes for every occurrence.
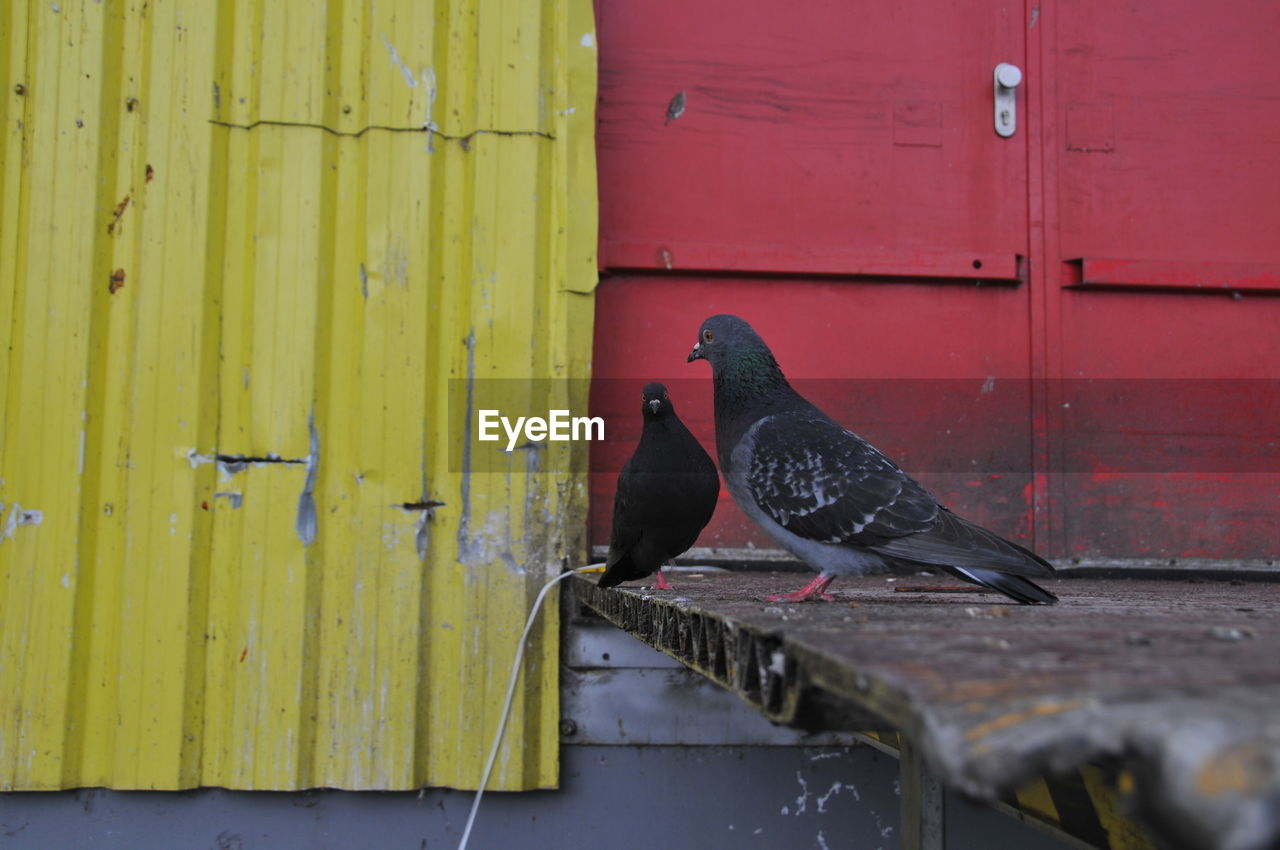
[1,745,1068,850]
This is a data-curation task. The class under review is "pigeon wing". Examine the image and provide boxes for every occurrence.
[744,413,938,545]
[605,457,643,566]
[875,507,1056,577]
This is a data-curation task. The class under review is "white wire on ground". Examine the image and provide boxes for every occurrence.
[456,564,604,850]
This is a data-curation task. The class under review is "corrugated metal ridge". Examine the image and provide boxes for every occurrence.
[0,0,597,791]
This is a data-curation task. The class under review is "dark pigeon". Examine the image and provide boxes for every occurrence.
[687,315,1057,605]
[599,382,720,590]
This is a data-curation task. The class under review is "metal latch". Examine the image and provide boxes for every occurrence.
[994,62,1022,137]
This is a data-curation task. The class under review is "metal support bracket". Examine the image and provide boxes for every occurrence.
[901,735,946,850]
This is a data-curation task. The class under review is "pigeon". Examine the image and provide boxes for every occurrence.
[599,382,720,590]
[687,315,1057,605]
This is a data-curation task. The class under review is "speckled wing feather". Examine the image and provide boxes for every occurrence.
[744,413,939,545]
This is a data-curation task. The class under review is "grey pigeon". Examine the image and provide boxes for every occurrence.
[687,315,1057,605]
[599,382,720,590]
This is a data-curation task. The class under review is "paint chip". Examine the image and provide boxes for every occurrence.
[665,91,686,124]
[381,34,419,89]
[420,66,438,131]
[3,503,43,540]
[793,771,811,815]
[415,512,430,560]
[816,781,845,813]
[580,33,595,48]
[295,412,319,545]
[187,448,217,468]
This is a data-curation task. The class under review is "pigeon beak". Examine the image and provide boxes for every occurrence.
[687,342,703,363]
[648,399,662,414]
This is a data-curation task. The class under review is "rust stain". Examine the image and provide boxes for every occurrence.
[145,164,154,183]
[965,699,1088,742]
[107,194,131,235]
[108,268,126,294]
[239,647,248,663]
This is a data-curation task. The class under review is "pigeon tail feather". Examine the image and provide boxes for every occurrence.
[598,552,638,588]
[873,509,1056,578]
[948,566,1058,605]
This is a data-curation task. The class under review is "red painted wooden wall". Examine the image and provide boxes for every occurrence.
[589,0,1280,565]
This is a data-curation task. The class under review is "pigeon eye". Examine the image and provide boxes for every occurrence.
[702,329,714,343]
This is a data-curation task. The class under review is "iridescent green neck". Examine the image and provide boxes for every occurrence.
[722,347,786,388]
[713,346,794,438]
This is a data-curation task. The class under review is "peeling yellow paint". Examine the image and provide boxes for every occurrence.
[1012,776,1059,822]
[1194,743,1272,797]
[0,0,597,791]
[1080,765,1160,850]
[965,699,1089,744]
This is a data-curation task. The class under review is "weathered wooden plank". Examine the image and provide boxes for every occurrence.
[576,572,1280,850]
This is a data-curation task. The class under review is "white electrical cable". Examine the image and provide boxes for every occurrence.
[456,564,604,850]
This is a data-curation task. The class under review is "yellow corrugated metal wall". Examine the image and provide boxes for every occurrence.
[0,0,597,791]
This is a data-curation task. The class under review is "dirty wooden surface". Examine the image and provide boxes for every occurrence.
[574,572,1280,850]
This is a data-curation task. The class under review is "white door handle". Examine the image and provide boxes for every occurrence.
[994,62,1022,137]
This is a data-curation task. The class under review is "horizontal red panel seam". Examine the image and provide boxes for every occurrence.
[604,240,1023,282]
[1069,258,1280,292]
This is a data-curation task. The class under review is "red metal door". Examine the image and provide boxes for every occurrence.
[590,1,1280,566]
[597,0,1029,282]
[1039,0,1280,562]
[590,0,1037,559]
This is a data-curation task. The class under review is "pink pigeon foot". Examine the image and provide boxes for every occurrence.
[651,569,674,590]
[765,575,836,602]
